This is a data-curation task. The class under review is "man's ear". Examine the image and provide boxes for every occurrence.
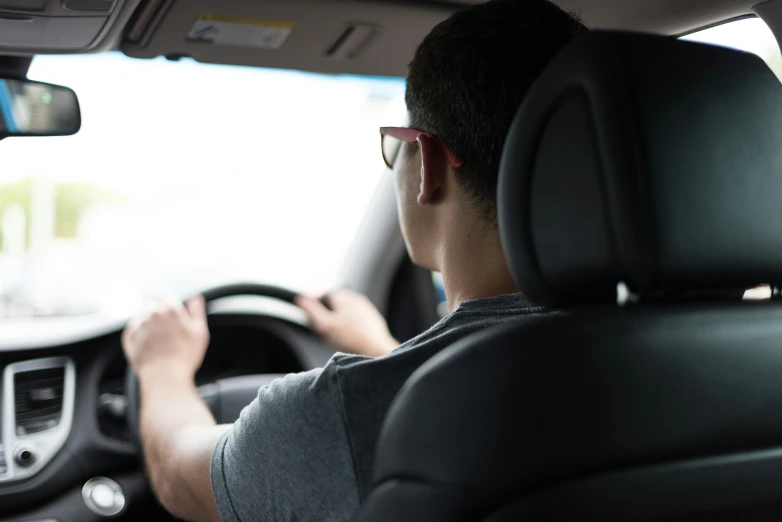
[416,134,447,206]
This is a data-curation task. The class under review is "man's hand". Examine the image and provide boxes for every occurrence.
[122,295,210,380]
[296,289,398,357]
[122,295,224,522]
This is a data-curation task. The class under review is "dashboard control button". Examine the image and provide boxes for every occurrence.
[91,483,116,509]
[14,445,36,467]
[82,477,126,516]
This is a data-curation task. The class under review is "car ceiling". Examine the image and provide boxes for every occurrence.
[0,0,771,78]
[459,0,762,35]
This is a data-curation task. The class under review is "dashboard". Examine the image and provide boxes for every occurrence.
[0,310,333,522]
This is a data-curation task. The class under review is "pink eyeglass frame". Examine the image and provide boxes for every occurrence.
[379,126,464,168]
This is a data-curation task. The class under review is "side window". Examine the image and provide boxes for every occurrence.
[681,17,782,81]
[386,256,441,343]
[432,272,448,318]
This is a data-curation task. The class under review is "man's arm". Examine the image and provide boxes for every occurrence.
[123,290,376,521]
[138,366,228,522]
[123,296,224,522]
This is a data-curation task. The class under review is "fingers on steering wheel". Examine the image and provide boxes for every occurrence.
[296,295,332,332]
[186,295,208,325]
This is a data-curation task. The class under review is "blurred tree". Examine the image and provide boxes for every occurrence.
[0,177,120,248]
[0,178,33,247]
[55,182,120,238]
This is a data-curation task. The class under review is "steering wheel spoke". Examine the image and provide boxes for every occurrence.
[197,382,222,420]
[198,374,286,424]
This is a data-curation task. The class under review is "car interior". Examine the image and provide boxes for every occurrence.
[1,0,782,521]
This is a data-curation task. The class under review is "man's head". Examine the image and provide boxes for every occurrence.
[389,0,586,270]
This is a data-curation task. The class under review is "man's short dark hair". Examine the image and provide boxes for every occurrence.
[406,0,587,223]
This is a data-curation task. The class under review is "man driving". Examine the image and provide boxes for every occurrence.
[121,1,586,520]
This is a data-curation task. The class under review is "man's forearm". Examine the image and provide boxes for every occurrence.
[138,367,229,522]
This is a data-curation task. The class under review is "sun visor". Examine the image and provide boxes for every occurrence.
[0,0,128,52]
[122,0,454,77]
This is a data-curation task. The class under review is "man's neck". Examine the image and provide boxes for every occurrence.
[438,220,518,312]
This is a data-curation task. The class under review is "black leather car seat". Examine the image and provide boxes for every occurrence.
[357,31,782,521]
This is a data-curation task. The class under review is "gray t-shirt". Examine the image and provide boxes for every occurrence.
[210,292,545,522]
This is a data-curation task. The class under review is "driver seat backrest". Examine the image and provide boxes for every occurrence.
[356,31,782,521]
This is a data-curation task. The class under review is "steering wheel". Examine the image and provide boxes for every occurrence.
[124,283,320,451]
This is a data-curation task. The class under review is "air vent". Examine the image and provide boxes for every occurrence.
[14,367,65,436]
[62,0,114,12]
[324,23,379,61]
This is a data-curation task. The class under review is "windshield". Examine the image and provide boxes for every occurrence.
[0,54,405,320]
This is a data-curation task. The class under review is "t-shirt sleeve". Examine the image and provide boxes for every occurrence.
[210,363,360,522]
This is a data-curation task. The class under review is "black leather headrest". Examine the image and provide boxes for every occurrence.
[498,31,782,307]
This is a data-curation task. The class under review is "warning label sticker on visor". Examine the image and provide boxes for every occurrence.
[187,14,295,50]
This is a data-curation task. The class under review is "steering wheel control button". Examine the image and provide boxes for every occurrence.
[82,477,126,516]
[14,445,36,467]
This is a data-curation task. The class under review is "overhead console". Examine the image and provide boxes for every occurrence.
[0,0,132,52]
[122,0,454,77]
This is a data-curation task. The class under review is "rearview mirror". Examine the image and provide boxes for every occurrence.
[0,78,80,138]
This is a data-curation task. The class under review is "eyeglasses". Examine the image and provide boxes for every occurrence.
[379,127,464,169]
